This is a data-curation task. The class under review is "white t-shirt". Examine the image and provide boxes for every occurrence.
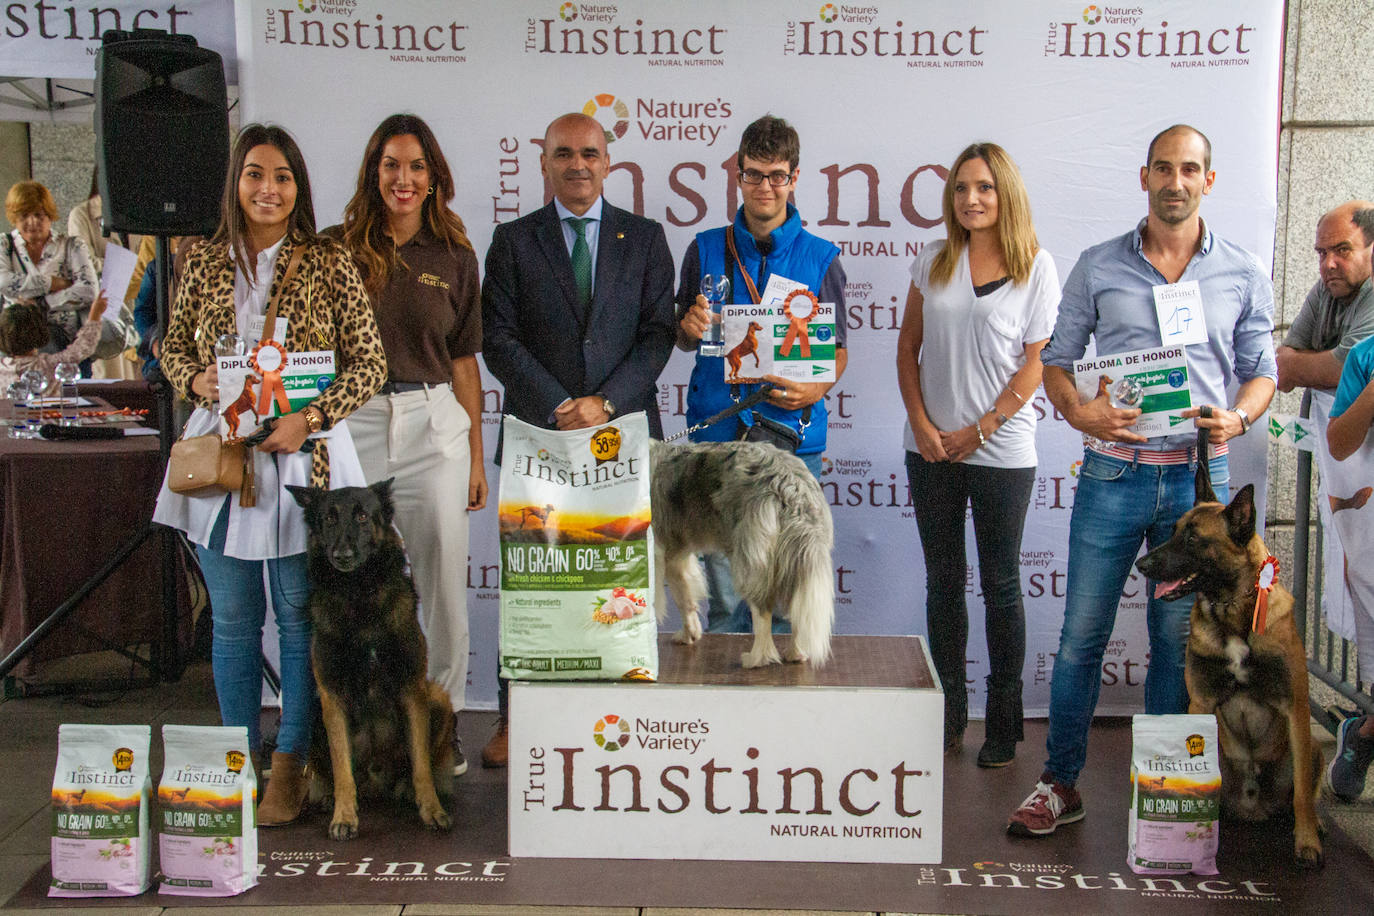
[902,241,1060,468]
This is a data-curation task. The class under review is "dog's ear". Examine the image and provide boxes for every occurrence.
[1223,483,1257,546]
[1194,428,1217,504]
[285,484,314,512]
[371,478,396,523]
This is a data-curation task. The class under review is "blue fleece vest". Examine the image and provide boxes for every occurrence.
[686,204,838,454]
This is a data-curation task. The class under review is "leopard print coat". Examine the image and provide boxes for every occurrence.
[162,235,387,488]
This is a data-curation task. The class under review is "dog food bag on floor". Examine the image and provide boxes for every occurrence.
[157,725,257,896]
[498,412,657,681]
[1128,713,1221,875]
[49,724,151,897]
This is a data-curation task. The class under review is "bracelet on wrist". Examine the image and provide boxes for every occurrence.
[974,419,987,448]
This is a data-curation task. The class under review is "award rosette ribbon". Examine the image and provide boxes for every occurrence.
[250,339,292,417]
[1252,555,1278,635]
[778,289,818,358]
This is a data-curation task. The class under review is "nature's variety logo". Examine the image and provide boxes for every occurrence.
[559,2,577,21]
[296,0,316,12]
[821,456,834,475]
[593,714,631,751]
[819,3,839,22]
[1082,5,1101,24]
[582,93,630,143]
[538,448,551,461]
[1069,459,1082,478]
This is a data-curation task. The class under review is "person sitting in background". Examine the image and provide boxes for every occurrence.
[0,291,108,391]
[1,180,99,370]
[132,236,197,384]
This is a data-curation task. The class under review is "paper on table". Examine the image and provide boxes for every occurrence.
[99,243,137,323]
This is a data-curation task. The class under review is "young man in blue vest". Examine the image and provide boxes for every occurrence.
[675,114,848,632]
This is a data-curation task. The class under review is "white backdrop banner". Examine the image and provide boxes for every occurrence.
[0,0,237,80]
[237,0,1283,714]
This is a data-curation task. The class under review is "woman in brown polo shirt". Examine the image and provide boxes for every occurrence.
[331,114,486,773]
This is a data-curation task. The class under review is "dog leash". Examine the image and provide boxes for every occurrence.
[663,383,779,442]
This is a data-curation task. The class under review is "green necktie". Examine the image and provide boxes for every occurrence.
[567,216,592,307]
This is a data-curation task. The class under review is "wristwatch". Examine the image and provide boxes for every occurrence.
[1231,406,1251,435]
[599,393,616,418]
[301,405,325,434]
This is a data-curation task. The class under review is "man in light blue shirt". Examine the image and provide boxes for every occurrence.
[1008,125,1277,837]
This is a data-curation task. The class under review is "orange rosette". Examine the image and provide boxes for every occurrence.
[250,339,292,417]
[778,289,819,358]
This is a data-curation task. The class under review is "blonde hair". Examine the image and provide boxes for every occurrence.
[928,143,1040,288]
[6,180,58,226]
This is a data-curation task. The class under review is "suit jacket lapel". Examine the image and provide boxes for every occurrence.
[586,203,623,329]
[534,203,586,324]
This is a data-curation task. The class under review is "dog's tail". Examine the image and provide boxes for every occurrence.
[774,500,835,667]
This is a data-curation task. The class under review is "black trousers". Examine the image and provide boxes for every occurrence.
[905,450,1035,742]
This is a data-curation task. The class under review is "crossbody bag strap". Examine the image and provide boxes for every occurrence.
[258,241,305,347]
[724,226,762,305]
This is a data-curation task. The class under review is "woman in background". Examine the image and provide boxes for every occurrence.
[2,180,98,366]
[332,113,486,774]
[153,123,386,824]
[896,142,1059,768]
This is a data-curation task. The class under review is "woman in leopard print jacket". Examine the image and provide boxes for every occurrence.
[154,124,385,826]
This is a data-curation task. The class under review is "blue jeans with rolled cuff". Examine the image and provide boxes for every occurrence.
[195,497,315,758]
[1044,448,1228,786]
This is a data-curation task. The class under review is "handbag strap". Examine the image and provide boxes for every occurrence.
[258,242,305,347]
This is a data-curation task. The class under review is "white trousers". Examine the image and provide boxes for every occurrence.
[350,385,472,710]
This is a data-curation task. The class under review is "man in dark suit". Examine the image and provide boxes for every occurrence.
[478,112,676,766]
[482,111,676,439]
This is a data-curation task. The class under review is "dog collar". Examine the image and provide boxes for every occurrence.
[1252,556,1278,635]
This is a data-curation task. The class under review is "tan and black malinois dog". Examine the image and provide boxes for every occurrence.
[1136,435,1322,869]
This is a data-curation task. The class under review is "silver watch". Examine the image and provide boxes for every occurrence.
[1232,406,1251,434]
[600,394,616,417]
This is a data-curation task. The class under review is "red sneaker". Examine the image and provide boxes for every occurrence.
[1007,777,1084,836]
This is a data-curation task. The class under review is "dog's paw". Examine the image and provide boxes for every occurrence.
[328,814,359,841]
[783,644,807,663]
[1295,842,1324,870]
[740,649,782,668]
[418,796,452,831]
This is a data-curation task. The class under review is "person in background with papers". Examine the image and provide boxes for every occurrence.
[1,180,99,372]
[1007,124,1276,838]
[0,290,107,391]
[895,142,1059,769]
[152,123,385,829]
[674,114,848,633]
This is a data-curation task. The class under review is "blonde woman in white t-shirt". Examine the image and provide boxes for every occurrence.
[896,142,1060,768]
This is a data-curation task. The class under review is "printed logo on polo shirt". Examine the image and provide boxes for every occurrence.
[592,714,631,751]
[417,272,450,290]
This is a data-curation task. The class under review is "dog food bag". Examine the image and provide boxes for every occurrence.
[1129,713,1220,875]
[498,412,657,681]
[49,724,151,897]
[157,725,257,896]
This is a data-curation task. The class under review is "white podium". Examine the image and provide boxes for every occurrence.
[509,633,943,864]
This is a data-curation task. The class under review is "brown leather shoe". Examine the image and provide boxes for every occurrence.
[481,716,509,768]
[257,751,308,826]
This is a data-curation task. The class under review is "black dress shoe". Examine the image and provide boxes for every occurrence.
[977,737,1016,768]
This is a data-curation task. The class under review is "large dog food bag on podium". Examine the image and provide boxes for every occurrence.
[157,724,257,896]
[1128,714,1220,875]
[498,412,657,681]
[49,724,151,897]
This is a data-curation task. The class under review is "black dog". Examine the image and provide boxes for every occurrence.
[287,480,453,840]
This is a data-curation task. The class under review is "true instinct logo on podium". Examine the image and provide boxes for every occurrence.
[509,682,943,864]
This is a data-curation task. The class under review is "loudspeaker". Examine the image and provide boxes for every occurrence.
[96,29,229,236]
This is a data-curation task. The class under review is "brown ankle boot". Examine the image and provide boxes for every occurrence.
[257,751,307,826]
[481,716,509,768]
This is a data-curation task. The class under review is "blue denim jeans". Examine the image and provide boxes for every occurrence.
[703,449,824,633]
[1045,449,1228,786]
[195,499,314,757]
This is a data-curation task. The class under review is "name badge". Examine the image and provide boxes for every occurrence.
[246,315,288,343]
[1152,280,1207,346]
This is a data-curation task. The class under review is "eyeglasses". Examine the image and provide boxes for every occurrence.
[739,169,794,187]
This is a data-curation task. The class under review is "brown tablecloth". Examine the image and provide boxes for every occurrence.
[0,419,191,682]
[74,379,158,417]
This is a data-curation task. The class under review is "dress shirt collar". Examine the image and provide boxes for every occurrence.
[553,196,604,225]
[1131,216,1214,259]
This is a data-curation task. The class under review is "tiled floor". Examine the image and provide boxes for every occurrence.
[2,653,1370,916]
